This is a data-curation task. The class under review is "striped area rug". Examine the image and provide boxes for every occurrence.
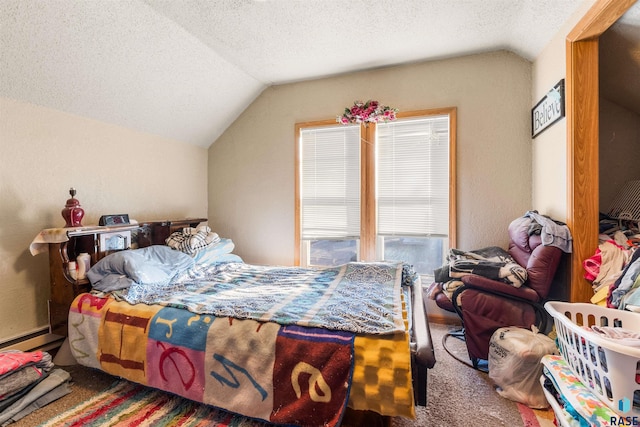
[39,380,268,427]
[518,403,556,427]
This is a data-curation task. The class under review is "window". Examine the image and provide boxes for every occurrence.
[297,124,361,266]
[295,108,456,276]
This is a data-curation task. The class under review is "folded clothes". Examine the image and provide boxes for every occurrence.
[0,368,71,426]
[0,351,52,379]
[0,374,46,414]
[0,366,43,399]
[589,325,640,347]
[6,380,71,425]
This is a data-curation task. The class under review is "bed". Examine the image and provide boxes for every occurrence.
[65,223,435,427]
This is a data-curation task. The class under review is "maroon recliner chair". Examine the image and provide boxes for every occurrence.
[431,216,563,369]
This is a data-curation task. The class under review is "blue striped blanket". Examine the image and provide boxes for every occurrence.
[121,261,410,335]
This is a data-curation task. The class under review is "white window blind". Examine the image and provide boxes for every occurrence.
[300,125,361,240]
[376,115,450,237]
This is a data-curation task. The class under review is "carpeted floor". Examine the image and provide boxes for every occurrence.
[10,322,557,427]
[392,322,556,427]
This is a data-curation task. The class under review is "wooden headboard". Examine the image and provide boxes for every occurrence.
[48,218,206,336]
[132,219,207,248]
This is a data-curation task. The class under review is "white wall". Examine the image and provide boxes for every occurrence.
[0,97,208,341]
[208,51,534,266]
[531,0,597,221]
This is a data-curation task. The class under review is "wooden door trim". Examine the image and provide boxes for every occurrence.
[565,0,635,302]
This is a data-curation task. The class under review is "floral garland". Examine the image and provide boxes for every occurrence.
[337,100,398,125]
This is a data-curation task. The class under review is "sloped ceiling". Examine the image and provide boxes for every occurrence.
[0,0,597,148]
[600,2,640,115]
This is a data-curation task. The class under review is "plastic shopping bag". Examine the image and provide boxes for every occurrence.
[488,326,559,408]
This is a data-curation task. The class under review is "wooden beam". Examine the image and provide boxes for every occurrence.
[566,38,600,303]
[360,124,377,261]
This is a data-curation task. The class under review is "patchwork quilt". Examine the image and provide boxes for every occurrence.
[69,294,354,427]
[68,261,416,426]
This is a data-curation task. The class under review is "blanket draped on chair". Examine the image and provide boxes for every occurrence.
[434,246,528,299]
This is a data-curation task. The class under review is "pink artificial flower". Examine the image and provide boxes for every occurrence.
[338,100,398,125]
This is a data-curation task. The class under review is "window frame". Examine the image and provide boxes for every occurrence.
[294,107,457,267]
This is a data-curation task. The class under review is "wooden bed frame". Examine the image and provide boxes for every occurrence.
[44,218,435,413]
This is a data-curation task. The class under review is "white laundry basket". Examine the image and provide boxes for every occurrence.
[545,301,640,416]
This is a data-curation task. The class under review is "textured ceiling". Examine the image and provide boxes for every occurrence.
[2,0,628,148]
[143,0,586,85]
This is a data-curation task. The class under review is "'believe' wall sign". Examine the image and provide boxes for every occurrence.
[532,79,565,138]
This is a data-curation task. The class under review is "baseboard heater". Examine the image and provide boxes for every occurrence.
[0,327,64,353]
